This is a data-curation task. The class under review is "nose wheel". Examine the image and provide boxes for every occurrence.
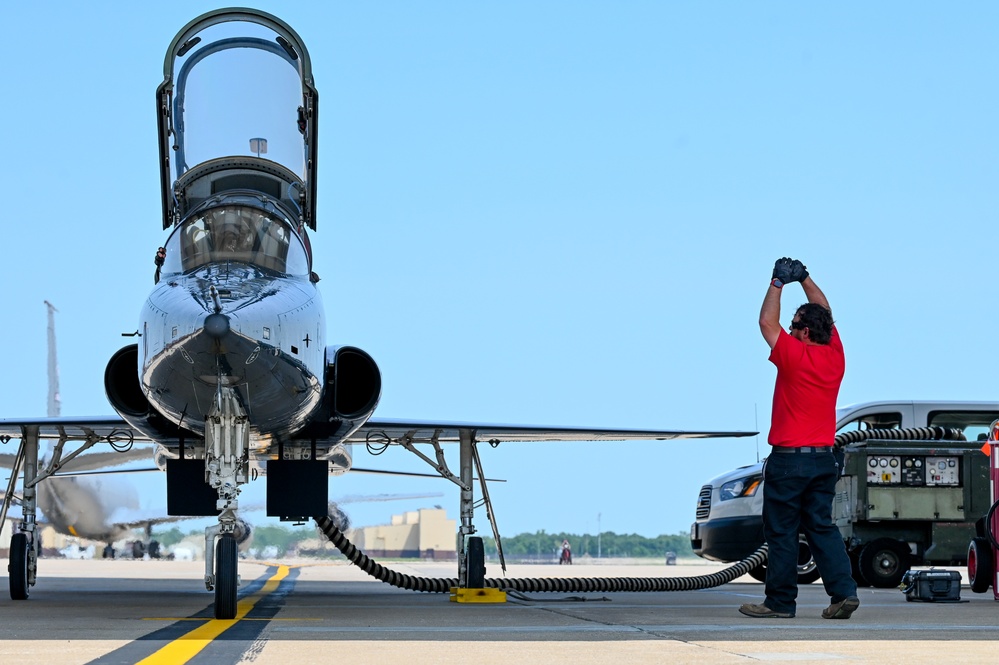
[214,534,239,619]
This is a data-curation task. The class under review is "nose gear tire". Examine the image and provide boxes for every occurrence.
[214,535,238,620]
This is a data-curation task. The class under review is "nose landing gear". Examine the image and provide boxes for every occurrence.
[202,388,249,620]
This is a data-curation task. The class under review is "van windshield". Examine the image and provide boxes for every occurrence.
[835,411,902,433]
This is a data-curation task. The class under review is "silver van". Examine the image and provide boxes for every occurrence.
[689,400,999,585]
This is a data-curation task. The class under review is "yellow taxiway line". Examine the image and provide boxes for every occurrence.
[136,565,290,665]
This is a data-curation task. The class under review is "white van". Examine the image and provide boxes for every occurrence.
[689,400,999,584]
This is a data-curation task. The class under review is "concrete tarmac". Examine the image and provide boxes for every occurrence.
[1,557,997,664]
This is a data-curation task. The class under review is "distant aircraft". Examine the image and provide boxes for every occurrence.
[0,8,753,619]
[1,446,185,558]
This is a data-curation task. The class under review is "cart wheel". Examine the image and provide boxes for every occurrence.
[849,549,871,587]
[968,536,993,594]
[858,538,909,588]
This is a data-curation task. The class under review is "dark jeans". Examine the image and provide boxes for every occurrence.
[762,451,856,614]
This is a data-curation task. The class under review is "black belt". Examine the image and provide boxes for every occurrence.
[770,446,833,454]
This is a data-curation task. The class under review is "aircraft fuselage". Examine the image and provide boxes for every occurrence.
[140,262,325,440]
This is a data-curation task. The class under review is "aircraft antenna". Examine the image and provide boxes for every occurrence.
[754,403,759,463]
[44,300,61,417]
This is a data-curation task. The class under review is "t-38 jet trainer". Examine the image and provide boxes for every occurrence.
[0,8,752,619]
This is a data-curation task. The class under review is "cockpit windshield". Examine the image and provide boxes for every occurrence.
[170,21,307,179]
[160,201,310,276]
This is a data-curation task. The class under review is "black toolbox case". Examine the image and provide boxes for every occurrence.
[900,570,962,602]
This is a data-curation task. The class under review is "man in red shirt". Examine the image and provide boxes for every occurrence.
[739,258,859,620]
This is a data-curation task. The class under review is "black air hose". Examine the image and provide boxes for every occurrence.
[314,515,769,594]
[833,426,965,449]
[315,425,965,594]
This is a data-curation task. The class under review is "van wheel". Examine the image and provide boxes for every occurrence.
[858,538,909,588]
[968,537,993,594]
[794,540,821,584]
[747,539,820,584]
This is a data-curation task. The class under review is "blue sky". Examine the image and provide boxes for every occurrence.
[2,2,998,540]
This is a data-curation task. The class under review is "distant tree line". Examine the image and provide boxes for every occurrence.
[152,526,693,560]
[478,531,693,559]
[153,525,317,557]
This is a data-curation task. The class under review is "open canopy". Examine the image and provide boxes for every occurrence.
[156,8,319,231]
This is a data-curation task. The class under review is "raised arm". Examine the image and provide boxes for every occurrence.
[801,276,831,315]
[760,259,794,349]
[759,281,783,349]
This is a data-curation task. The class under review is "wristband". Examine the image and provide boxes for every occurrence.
[771,278,784,289]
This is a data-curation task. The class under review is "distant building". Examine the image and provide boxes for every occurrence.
[348,508,457,560]
[0,517,66,556]
[0,518,13,556]
[1,521,93,558]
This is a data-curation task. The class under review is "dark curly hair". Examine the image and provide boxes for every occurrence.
[794,303,834,345]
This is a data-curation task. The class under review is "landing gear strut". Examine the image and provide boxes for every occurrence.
[389,428,503,588]
[456,431,499,587]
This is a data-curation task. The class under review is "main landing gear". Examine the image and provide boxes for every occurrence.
[3,426,39,601]
[378,428,501,590]
[2,424,135,600]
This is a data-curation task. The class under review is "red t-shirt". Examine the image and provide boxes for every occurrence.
[768,326,845,447]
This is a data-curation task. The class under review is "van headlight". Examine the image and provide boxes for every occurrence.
[719,475,762,501]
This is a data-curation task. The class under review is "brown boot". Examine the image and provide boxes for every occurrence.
[738,603,794,618]
[822,596,860,619]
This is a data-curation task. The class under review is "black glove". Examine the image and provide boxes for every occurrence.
[787,259,809,283]
[772,257,795,284]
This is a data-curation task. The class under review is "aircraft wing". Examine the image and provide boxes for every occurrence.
[1,415,755,448]
[105,510,194,532]
[0,417,151,444]
[348,418,755,444]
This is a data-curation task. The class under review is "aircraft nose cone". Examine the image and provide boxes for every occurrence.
[204,312,231,339]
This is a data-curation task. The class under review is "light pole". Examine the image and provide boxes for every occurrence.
[597,513,601,558]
